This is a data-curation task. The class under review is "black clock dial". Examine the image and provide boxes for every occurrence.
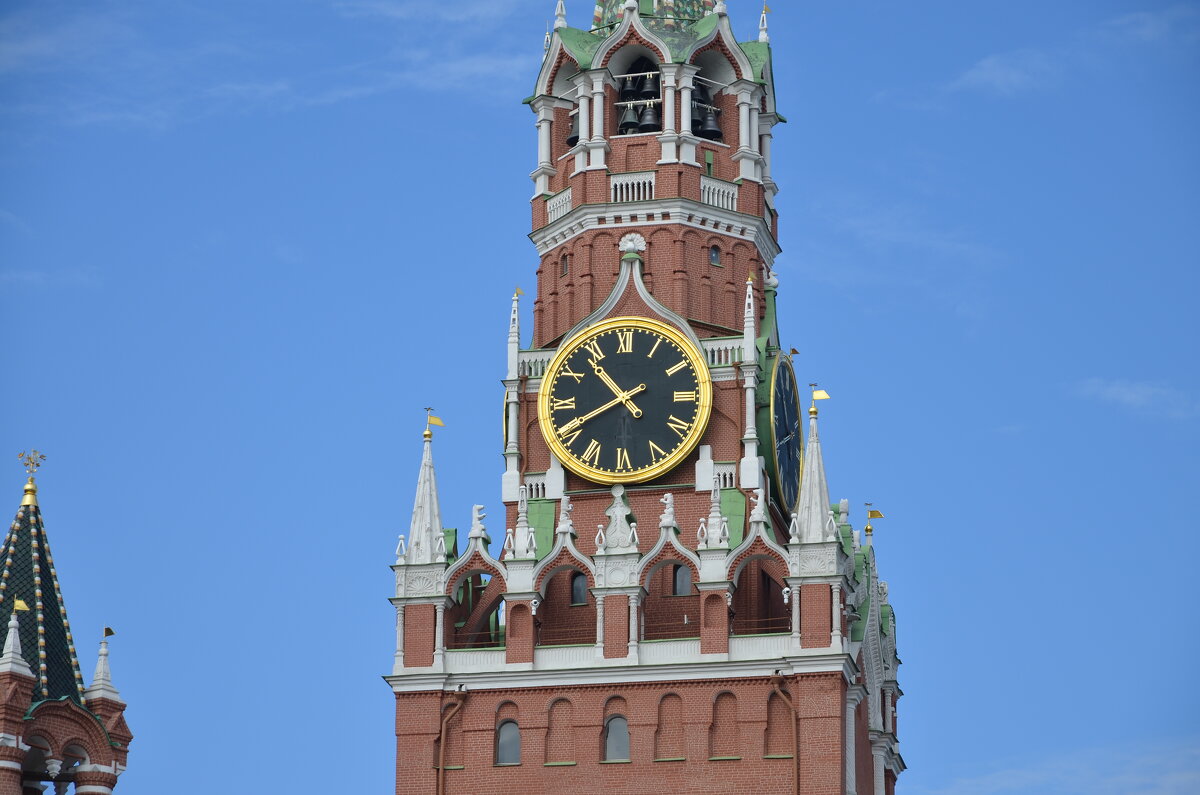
[769,355,803,513]
[538,317,711,483]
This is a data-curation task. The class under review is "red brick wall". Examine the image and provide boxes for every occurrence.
[603,594,630,658]
[403,603,434,667]
[396,675,849,795]
[800,584,832,649]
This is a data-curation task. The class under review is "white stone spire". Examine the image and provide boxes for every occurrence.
[0,612,32,679]
[554,0,567,29]
[759,7,770,43]
[742,277,757,367]
[83,637,122,704]
[406,427,444,565]
[739,276,761,488]
[796,401,835,543]
[507,289,521,381]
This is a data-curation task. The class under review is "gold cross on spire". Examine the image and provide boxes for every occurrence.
[18,450,45,476]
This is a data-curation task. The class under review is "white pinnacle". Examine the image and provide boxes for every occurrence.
[83,638,122,704]
[742,277,757,366]
[796,407,834,543]
[759,9,770,43]
[406,429,444,564]
[0,612,32,679]
[554,0,567,29]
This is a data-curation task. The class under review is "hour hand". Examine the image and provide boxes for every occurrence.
[589,359,643,418]
[557,384,647,437]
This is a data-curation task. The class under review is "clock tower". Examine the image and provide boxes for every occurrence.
[387,3,904,794]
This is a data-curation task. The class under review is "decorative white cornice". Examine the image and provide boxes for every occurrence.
[530,196,781,264]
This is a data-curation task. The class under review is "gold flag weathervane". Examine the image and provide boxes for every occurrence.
[18,450,45,476]
[13,599,28,614]
[864,502,885,536]
[514,286,525,297]
[104,627,115,638]
[424,407,445,433]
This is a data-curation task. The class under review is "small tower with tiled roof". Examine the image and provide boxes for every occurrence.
[0,458,131,795]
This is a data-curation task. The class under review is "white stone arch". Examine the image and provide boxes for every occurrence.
[592,9,672,71]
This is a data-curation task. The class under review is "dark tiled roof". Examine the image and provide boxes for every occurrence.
[0,497,85,704]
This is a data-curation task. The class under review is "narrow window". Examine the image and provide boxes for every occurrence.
[709,245,721,266]
[603,715,630,761]
[561,253,570,276]
[672,564,691,596]
[704,150,715,177]
[571,572,588,605]
[495,720,521,765]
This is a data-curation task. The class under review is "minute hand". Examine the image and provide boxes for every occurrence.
[557,384,647,437]
[589,359,644,418]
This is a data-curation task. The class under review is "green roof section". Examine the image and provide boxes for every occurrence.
[529,499,558,559]
[0,482,85,706]
[720,488,747,548]
[558,26,605,70]
[738,41,770,82]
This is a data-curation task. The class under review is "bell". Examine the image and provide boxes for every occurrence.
[640,73,660,100]
[693,83,712,107]
[691,100,703,133]
[697,108,722,140]
[621,75,640,102]
[618,105,640,135]
[566,113,579,147]
[638,103,661,132]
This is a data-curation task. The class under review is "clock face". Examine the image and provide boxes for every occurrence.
[538,316,712,484]
[769,354,803,514]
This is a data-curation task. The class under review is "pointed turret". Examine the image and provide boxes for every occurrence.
[0,613,33,680]
[796,397,834,543]
[84,635,122,704]
[0,474,86,704]
[758,5,770,43]
[405,424,445,565]
[554,0,568,29]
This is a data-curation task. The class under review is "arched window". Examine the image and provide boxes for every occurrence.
[571,572,588,605]
[709,245,721,266]
[561,253,570,276]
[495,719,521,765]
[672,564,691,596]
[603,715,630,761]
[616,57,662,136]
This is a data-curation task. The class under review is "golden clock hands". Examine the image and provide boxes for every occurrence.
[557,384,648,437]
[588,359,644,418]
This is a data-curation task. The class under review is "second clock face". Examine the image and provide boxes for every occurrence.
[538,317,712,484]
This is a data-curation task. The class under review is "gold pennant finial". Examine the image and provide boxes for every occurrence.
[423,407,445,438]
[808,384,829,416]
[864,502,884,536]
[13,599,28,613]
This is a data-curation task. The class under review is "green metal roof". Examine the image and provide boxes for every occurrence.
[0,488,85,705]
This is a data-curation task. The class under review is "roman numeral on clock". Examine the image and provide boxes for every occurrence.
[665,360,687,376]
[615,447,632,470]
[616,330,633,354]
[647,338,662,359]
[552,397,576,411]
[674,391,696,402]
[648,440,667,461]
[560,366,585,384]
[666,415,691,438]
[581,439,602,466]
[582,339,605,361]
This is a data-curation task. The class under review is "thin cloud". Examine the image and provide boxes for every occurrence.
[948,49,1060,96]
[333,0,519,24]
[910,739,1200,795]
[1103,4,1200,44]
[1077,377,1198,420]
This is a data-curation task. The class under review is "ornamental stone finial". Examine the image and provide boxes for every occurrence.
[659,492,676,530]
[619,232,647,254]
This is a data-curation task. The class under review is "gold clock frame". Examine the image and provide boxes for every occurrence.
[767,352,804,515]
[537,316,713,485]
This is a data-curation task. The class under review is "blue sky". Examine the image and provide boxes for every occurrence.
[2,1,1198,792]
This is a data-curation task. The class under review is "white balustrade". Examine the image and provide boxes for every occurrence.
[701,338,743,367]
[546,187,573,223]
[610,171,656,203]
[713,463,737,490]
[524,474,547,500]
[517,350,554,378]
[701,175,739,212]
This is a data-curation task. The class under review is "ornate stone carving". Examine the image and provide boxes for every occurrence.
[797,545,837,575]
[619,232,647,254]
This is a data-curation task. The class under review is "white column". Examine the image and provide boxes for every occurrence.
[393,603,405,673]
[591,76,605,141]
[680,85,693,135]
[873,744,886,795]
[830,584,843,650]
[749,106,760,154]
[737,93,751,151]
[790,586,801,649]
[595,594,606,660]
[575,90,591,174]
[627,592,640,651]
[662,72,676,133]
[845,692,861,795]
[433,601,446,668]
[884,688,894,733]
